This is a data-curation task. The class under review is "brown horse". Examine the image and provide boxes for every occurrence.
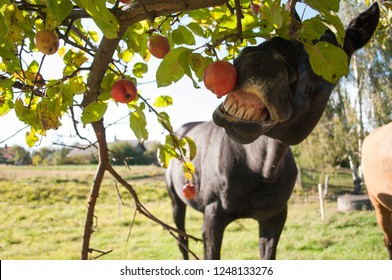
[362,122,392,259]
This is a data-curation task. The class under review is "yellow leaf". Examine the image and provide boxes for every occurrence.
[58,46,66,57]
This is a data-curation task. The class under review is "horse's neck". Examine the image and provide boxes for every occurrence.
[245,136,290,180]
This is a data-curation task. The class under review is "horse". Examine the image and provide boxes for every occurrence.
[166,3,380,259]
[362,122,392,259]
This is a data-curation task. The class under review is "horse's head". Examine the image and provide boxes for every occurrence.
[213,3,380,145]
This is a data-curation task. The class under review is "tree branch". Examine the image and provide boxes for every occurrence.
[80,0,228,260]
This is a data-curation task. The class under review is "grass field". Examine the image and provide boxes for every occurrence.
[0,165,388,260]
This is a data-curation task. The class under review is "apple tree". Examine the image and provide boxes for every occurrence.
[0,0,390,259]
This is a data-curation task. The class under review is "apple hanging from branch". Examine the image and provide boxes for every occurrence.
[203,60,238,97]
[182,183,196,199]
[34,30,59,55]
[111,79,138,103]
[147,34,170,59]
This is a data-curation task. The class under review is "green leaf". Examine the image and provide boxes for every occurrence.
[189,53,212,81]
[132,62,148,78]
[153,95,173,108]
[157,111,173,132]
[304,0,340,13]
[129,105,148,142]
[14,99,42,131]
[72,0,119,39]
[172,25,196,46]
[187,22,205,37]
[322,11,345,46]
[184,136,197,160]
[305,42,349,83]
[0,90,13,116]
[261,0,283,29]
[46,0,73,29]
[81,101,108,124]
[156,47,189,87]
[157,144,178,167]
[299,17,326,42]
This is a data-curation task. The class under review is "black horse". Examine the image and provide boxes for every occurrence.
[166,3,380,259]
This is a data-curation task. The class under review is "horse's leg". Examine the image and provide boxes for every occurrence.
[167,183,189,260]
[370,195,392,260]
[203,202,231,260]
[258,205,288,260]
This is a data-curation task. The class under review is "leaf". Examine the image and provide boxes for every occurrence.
[14,98,42,131]
[129,105,148,142]
[184,136,197,160]
[157,144,178,167]
[172,25,196,46]
[0,90,13,116]
[38,100,62,131]
[183,161,195,180]
[72,0,119,39]
[26,128,39,148]
[304,0,340,13]
[88,30,100,42]
[81,101,108,124]
[45,0,73,29]
[189,53,212,81]
[305,42,349,83]
[132,62,148,78]
[153,95,173,108]
[119,49,133,63]
[156,47,189,87]
[187,22,205,37]
[321,11,345,46]
[157,111,173,132]
[261,0,283,29]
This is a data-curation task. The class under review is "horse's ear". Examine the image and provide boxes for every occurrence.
[344,2,380,56]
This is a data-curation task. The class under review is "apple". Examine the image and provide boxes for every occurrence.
[111,79,137,103]
[34,30,59,55]
[203,61,237,97]
[182,183,196,199]
[251,2,260,15]
[147,35,170,59]
[119,0,131,3]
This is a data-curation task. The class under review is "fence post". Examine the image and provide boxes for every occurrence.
[318,183,325,221]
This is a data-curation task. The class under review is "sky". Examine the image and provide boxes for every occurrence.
[0,1,318,150]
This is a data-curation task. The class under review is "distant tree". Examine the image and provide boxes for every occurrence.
[294,1,391,193]
[9,145,31,165]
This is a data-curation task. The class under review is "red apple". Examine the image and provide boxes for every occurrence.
[120,0,131,3]
[147,35,170,59]
[34,30,59,55]
[251,3,260,15]
[111,79,137,103]
[182,183,196,199]
[203,61,237,97]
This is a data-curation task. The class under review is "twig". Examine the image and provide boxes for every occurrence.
[0,126,29,144]
[127,207,138,242]
[90,248,114,259]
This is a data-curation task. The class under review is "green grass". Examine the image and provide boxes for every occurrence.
[0,165,387,260]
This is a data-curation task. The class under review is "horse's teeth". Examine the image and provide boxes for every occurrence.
[235,105,246,119]
[243,106,255,120]
[228,100,238,116]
